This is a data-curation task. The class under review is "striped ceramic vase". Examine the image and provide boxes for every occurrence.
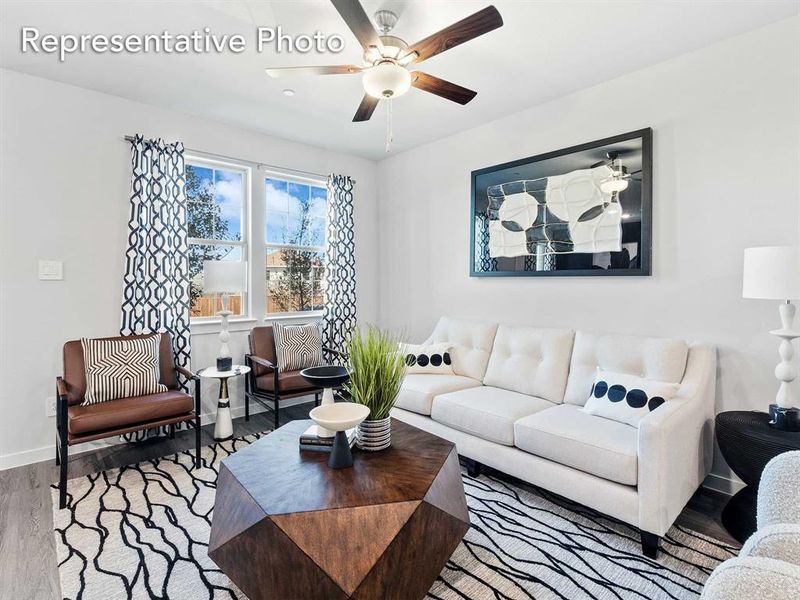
[356,417,391,451]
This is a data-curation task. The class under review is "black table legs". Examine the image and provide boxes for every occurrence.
[721,487,758,544]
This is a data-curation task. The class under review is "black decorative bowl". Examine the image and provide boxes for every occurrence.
[300,365,350,389]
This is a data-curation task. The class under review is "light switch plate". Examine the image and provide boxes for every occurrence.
[38,259,63,280]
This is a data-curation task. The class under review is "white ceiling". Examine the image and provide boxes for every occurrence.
[2,1,797,160]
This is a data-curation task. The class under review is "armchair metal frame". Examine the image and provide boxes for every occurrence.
[56,335,202,509]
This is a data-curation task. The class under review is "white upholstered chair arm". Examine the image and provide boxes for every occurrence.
[741,523,800,566]
[757,450,800,528]
[700,556,800,600]
[637,344,716,536]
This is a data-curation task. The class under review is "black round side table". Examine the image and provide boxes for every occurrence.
[716,410,800,543]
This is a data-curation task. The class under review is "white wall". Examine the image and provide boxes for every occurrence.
[376,17,800,488]
[0,68,378,468]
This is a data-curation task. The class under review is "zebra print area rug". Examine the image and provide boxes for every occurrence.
[52,432,736,600]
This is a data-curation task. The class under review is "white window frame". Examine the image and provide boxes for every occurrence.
[263,169,327,318]
[187,155,252,322]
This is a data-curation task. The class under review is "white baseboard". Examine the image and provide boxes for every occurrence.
[702,472,745,496]
[0,395,315,471]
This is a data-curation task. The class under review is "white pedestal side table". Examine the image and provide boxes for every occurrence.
[200,365,251,442]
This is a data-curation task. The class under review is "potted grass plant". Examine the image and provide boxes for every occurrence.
[344,326,406,451]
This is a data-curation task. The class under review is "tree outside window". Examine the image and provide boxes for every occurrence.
[265,177,326,314]
[187,162,246,318]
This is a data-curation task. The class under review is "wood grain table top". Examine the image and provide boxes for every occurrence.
[220,417,457,516]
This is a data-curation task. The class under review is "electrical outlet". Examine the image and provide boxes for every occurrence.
[45,396,57,418]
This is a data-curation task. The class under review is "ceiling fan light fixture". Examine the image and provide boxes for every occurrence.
[362,61,411,99]
[600,177,629,194]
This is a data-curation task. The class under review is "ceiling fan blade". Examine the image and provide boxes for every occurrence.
[353,94,379,122]
[403,6,503,64]
[266,65,363,78]
[411,72,477,105]
[330,0,383,52]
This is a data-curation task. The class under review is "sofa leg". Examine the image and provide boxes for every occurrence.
[168,424,175,439]
[245,393,250,422]
[55,433,60,466]
[315,393,321,407]
[273,398,280,431]
[641,531,660,559]
[466,459,482,478]
[58,439,68,509]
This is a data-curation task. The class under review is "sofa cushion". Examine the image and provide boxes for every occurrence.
[394,374,481,416]
[424,317,498,381]
[256,370,319,393]
[563,331,689,406]
[68,390,193,435]
[514,404,639,485]
[431,386,555,446]
[483,325,574,403]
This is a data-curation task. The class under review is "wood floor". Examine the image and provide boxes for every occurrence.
[0,402,738,600]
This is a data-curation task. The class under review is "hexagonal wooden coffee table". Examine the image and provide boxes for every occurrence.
[208,418,470,600]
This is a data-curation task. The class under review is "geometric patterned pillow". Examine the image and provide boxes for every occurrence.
[80,335,167,405]
[272,322,325,373]
[582,368,680,427]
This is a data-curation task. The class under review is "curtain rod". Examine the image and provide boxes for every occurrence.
[122,135,348,182]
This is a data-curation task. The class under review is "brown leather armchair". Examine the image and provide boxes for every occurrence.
[56,333,201,509]
[245,326,345,429]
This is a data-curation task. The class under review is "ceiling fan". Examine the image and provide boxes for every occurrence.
[591,151,642,195]
[265,0,503,122]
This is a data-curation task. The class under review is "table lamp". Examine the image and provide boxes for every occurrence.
[743,246,800,431]
[203,260,247,371]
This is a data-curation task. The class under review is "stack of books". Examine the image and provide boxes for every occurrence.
[299,425,356,453]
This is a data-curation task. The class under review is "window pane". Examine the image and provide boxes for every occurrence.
[265,178,289,244]
[286,182,309,246]
[187,164,243,242]
[308,185,327,247]
[266,248,325,313]
[266,177,326,247]
[213,169,243,240]
[189,244,244,317]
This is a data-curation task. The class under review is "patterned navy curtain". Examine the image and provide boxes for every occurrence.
[321,174,357,356]
[120,135,192,440]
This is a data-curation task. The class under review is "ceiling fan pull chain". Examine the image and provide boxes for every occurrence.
[385,98,394,153]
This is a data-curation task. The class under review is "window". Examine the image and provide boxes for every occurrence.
[265,176,327,314]
[187,160,248,318]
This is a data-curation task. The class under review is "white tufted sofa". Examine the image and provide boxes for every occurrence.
[701,451,800,598]
[391,316,716,558]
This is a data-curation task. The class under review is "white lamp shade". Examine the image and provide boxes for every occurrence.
[743,246,800,300]
[362,62,411,99]
[203,260,247,293]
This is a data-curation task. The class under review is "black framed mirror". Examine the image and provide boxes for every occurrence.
[470,128,652,277]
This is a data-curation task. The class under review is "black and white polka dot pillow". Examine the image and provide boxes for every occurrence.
[583,369,680,427]
[400,342,454,375]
